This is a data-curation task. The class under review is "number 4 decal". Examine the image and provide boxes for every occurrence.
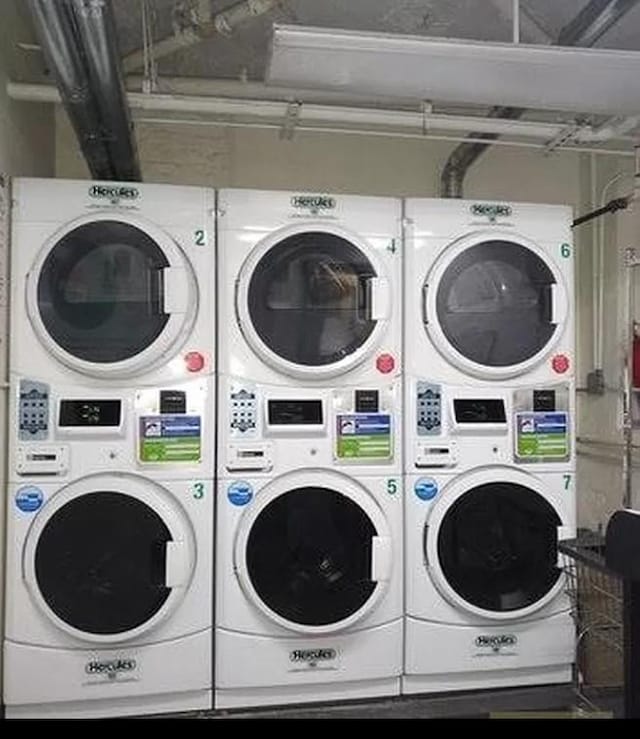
[563,474,572,491]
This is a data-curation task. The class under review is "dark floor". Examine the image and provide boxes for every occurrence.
[187,683,604,719]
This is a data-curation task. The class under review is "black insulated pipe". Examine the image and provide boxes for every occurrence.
[27,0,113,179]
[439,0,640,198]
[71,0,140,181]
[28,0,141,181]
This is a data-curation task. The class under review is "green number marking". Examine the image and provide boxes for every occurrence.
[195,229,206,246]
[193,482,205,499]
[560,243,571,259]
[563,474,572,491]
[387,478,398,495]
[387,239,397,254]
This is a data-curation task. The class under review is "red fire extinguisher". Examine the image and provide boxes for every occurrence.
[633,322,640,388]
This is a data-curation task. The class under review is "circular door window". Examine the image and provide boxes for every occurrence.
[435,482,562,615]
[245,487,379,628]
[37,221,170,363]
[428,237,563,374]
[29,216,196,378]
[27,487,193,640]
[240,229,387,376]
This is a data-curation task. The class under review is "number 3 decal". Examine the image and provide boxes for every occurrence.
[193,482,205,499]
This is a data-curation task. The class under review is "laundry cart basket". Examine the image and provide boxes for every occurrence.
[559,530,623,714]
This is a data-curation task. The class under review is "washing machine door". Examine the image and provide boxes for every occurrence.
[425,468,568,621]
[23,474,195,643]
[27,214,197,379]
[236,224,390,379]
[424,231,568,379]
[234,472,393,633]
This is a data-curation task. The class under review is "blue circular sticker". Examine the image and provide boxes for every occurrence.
[15,486,44,513]
[227,481,253,507]
[414,478,438,501]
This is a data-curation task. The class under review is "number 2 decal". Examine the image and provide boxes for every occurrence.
[195,229,206,246]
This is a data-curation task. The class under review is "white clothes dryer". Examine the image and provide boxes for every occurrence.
[217,189,401,387]
[10,178,215,386]
[3,378,214,718]
[216,381,402,710]
[403,383,576,695]
[404,198,574,386]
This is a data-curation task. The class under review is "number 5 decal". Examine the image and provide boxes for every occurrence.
[387,479,398,495]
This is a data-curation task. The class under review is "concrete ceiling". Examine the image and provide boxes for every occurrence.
[107,0,640,82]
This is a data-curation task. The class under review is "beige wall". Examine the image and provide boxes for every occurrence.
[56,110,582,203]
[0,2,55,701]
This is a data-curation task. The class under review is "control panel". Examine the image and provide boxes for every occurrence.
[230,387,258,437]
[19,380,50,441]
[417,382,442,436]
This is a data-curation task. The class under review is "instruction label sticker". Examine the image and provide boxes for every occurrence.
[139,415,201,463]
[336,414,392,460]
[515,412,569,461]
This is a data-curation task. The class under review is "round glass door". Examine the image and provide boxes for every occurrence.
[245,231,379,368]
[245,486,379,627]
[36,221,171,364]
[34,491,173,635]
[435,482,562,614]
[432,239,558,369]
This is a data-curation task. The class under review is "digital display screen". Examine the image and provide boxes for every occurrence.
[59,400,122,427]
[453,399,506,424]
[268,400,323,425]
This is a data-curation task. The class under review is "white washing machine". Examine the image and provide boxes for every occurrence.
[217,188,401,387]
[10,178,215,387]
[404,198,574,387]
[3,379,214,718]
[403,384,576,695]
[216,382,403,709]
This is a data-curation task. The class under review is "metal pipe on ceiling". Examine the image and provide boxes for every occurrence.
[27,0,140,181]
[122,0,280,74]
[439,0,640,198]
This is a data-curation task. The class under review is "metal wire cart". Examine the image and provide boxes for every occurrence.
[561,512,640,718]
[560,531,623,714]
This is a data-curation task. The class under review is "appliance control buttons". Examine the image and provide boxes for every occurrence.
[18,381,50,441]
[417,381,442,436]
[230,388,257,435]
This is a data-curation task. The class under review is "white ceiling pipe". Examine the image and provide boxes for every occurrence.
[8,81,603,142]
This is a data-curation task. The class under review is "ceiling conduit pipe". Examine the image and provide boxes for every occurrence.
[439,0,640,198]
[70,0,140,181]
[27,0,140,181]
[27,0,113,179]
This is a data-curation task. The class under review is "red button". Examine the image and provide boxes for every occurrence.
[184,351,205,373]
[551,354,570,374]
[376,353,395,374]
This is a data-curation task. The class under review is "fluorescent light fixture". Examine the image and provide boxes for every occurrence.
[267,25,640,115]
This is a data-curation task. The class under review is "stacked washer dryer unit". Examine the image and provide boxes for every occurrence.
[403,198,576,694]
[216,189,403,709]
[4,178,216,718]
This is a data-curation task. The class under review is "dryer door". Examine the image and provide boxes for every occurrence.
[425,469,567,620]
[23,474,195,643]
[424,232,568,379]
[235,472,393,633]
[236,226,390,379]
[28,214,197,379]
